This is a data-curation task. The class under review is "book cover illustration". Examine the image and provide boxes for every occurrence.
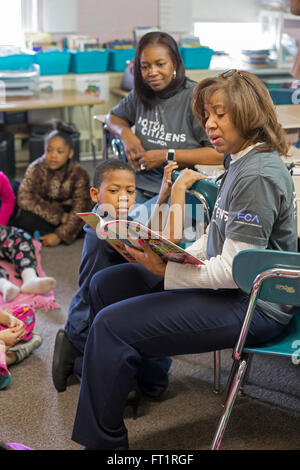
[77,212,203,266]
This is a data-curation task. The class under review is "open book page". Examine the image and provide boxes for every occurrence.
[77,212,203,265]
[77,212,137,262]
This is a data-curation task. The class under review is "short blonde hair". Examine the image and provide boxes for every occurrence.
[192,70,289,156]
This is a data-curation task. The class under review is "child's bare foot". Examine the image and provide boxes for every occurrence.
[0,329,22,349]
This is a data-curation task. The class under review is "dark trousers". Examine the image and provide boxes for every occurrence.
[13,209,56,236]
[72,263,286,450]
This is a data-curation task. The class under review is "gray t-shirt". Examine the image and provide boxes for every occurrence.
[111,80,212,193]
[207,148,297,324]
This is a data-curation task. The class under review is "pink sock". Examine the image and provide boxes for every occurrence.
[0,342,11,389]
[0,348,9,377]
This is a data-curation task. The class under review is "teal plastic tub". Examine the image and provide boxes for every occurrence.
[108,49,136,72]
[69,50,109,74]
[0,54,35,71]
[180,47,214,69]
[34,50,71,75]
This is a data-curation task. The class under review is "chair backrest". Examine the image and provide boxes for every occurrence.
[103,124,127,162]
[171,169,219,220]
[189,178,219,217]
[232,249,300,306]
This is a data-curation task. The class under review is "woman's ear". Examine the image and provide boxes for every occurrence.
[68,148,74,159]
[90,187,99,203]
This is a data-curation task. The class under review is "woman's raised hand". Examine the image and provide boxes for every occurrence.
[173,168,208,192]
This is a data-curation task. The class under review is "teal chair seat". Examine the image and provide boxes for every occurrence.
[244,311,300,356]
[211,249,300,450]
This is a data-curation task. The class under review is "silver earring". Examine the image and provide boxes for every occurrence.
[173,69,177,79]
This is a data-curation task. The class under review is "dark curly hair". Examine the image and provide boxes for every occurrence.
[92,159,136,189]
[44,121,76,150]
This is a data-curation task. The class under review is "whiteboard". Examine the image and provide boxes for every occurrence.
[160,0,193,34]
[42,0,78,33]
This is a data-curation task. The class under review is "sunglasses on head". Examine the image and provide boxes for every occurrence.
[218,69,254,89]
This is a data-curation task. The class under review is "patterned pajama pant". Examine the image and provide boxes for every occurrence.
[0,225,36,279]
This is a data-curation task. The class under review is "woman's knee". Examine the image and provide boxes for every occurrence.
[90,263,145,296]
[90,264,129,296]
[88,264,135,315]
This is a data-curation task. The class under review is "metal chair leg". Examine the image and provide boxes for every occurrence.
[102,125,109,160]
[211,359,248,450]
[222,358,239,405]
[239,353,253,397]
[213,350,221,394]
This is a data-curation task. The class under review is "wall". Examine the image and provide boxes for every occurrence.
[159,0,261,35]
[77,0,160,42]
[192,0,260,22]
[46,0,262,44]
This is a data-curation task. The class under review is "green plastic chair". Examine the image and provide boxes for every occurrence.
[211,249,300,450]
[171,170,219,225]
[188,177,219,221]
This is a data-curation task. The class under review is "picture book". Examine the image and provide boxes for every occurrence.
[77,212,203,265]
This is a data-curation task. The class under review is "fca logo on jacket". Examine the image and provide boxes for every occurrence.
[237,212,260,224]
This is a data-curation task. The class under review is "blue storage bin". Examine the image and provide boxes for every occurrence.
[0,54,35,71]
[269,88,297,105]
[108,49,136,72]
[180,47,214,69]
[69,50,109,74]
[34,50,71,75]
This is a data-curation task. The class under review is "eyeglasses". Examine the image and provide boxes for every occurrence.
[218,69,254,89]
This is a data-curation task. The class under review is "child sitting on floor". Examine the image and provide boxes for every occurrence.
[0,171,56,302]
[14,121,92,247]
[0,305,42,389]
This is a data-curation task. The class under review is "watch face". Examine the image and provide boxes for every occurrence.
[167,150,175,161]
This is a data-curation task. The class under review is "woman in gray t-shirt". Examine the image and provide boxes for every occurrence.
[106,31,222,199]
[72,71,297,450]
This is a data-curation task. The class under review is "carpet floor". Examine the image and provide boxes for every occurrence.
[0,238,299,451]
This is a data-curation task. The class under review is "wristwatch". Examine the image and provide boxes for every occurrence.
[166,149,175,161]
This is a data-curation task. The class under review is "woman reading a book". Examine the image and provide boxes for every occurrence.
[105,31,222,202]
[72,70,297,450]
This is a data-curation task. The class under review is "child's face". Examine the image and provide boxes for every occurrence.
[45,136,74,170]
[90,169,136,219]
[204,90,247,155]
